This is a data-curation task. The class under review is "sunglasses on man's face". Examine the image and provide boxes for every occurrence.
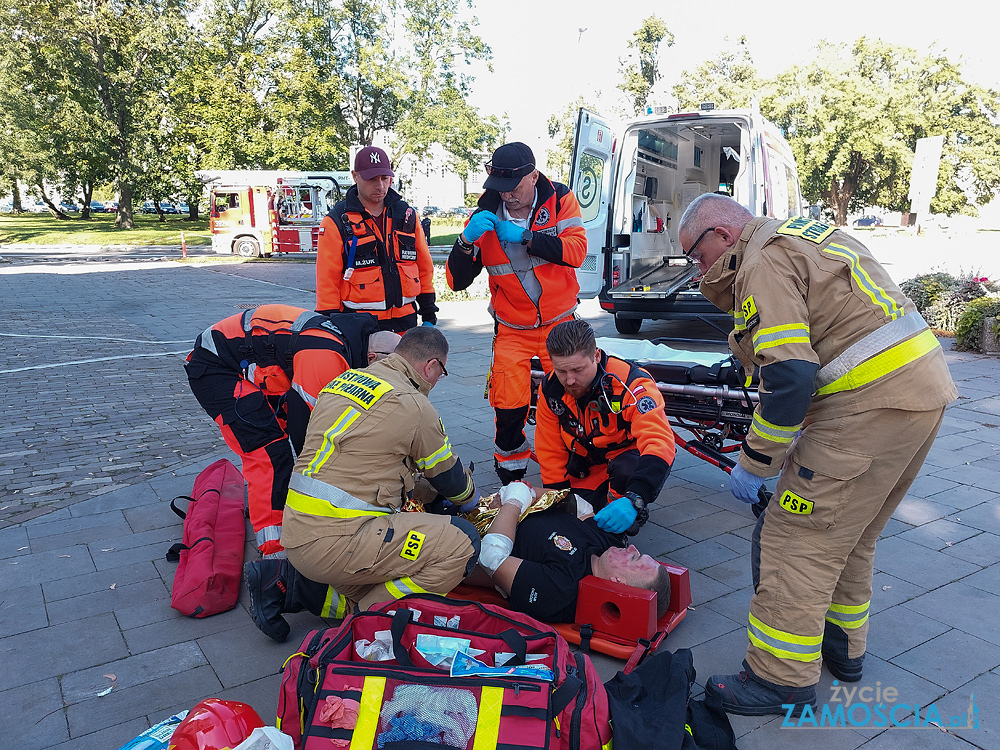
[484,161,534,179]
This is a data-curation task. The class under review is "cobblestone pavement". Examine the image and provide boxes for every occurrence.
[2,255,999,749]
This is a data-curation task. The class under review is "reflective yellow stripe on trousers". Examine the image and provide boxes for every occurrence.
[748,613,822,662]
[825,601,870,629]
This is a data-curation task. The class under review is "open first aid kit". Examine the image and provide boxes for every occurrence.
[277,593,612,750]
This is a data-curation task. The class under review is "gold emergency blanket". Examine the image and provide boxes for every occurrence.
[402,488,571,537]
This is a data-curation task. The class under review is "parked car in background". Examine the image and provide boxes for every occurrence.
[104,201,118,213]
[421,206,440,217]
[177,201,190,214]
[88,201,105,213]
[159,201,179,214]
[141,201,156,214]
[59,201,79,213]
[853,215,883,227]
[26,201,48,213]
[450,206,473,219]
[0,200,13,212]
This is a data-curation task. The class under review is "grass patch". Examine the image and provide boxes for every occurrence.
[0,212,212,245]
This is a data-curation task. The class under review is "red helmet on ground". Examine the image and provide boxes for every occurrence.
[167,698,265,750]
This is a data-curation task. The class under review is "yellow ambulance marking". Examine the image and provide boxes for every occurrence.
[775,217,835,244]
[779,490,814,515]
[400,530,426,561]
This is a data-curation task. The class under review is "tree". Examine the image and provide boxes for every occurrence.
[673,36,760,112]
[617,16,674,116]
[546,97,596,184]
[0,0,194,228]
[761,39,1000,224]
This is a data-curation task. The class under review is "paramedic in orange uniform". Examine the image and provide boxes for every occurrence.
[446,142,587,484]
[186,305,400,557]
[534,319,675,535]
[316,146,437,333]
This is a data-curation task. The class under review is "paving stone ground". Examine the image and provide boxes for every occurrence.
[2,255,999,749]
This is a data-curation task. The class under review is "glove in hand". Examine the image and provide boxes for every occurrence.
[462,211,498,242]
[594,496,638,534]
[495,220,525,245]
[730,464,766,504]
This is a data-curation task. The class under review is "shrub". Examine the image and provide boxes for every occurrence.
[954,296,1000,352]
[900,272,959,313]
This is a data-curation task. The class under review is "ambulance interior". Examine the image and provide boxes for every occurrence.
[612,118,752,280]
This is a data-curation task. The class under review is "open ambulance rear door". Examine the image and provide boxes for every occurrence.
[568,108,614,299]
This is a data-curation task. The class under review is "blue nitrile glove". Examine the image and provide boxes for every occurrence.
[462,211,499,242]
[595,496,638,534]
[421,320,435,327]
[730,464,767,504]
[495,220,525,245]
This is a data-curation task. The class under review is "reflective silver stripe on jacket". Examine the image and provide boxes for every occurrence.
[485,254,549,277]
[344,299,389,311]
[556,216,583,232]
[815,313,928,389]
[292,382,317,408]
[196,324,219,357]
[287,472,391,513]
[488,302,579,331]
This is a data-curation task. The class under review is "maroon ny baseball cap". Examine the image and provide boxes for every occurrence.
[354,146,394,181]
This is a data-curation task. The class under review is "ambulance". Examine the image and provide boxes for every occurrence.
[568,105,803,334]
[201,170,353,257]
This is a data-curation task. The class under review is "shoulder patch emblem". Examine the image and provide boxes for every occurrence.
[775,217,835,244]
[547,398,565,416]
[636,396,657,414]
[318,226,325,235]
[534,207,550,227]
[741,295,760,330]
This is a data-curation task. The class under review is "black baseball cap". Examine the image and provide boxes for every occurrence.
[483,142,536,192]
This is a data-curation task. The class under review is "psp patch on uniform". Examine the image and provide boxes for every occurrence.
[779,490,814,515]
[741,295,760,331]
[636,396,657,414]
[775,217,835,244]
[535,207,550,226]
[400,530,425,561]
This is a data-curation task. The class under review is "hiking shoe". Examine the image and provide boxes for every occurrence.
[823,650,864,682]
[707,661,817,717]
[244,559,290,642]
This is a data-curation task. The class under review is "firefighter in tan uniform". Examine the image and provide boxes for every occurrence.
[678,194,957,716]
[242,327,479,641]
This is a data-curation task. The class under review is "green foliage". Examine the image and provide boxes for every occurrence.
[899,272,960,312]
[617,16,674,116]
[673,36,760,111]
[954,296,1000,352]
[546,97,595,184]
[758,38,1000,224]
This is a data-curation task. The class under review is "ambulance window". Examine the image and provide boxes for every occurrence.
[576,152,604,224]
[783,163,801,217]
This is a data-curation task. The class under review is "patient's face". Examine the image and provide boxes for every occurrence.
[598,544,660,586]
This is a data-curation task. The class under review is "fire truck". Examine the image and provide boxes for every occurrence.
[200,170,353,257]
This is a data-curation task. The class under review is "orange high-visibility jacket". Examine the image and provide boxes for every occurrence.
[316,187,436,325]
[446,173,586,329]
[535,352,676,504]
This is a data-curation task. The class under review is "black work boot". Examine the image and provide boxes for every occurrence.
[244,559,292,642]
[823,620,865,682]
[707,661,818,717]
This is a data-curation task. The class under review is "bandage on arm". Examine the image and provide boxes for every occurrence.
[479,532,514,576]
[499,482,533,514]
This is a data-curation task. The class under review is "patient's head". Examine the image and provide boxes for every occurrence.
[591,544,672,620]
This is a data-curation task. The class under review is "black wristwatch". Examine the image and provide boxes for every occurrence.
[521,229,533,245]
[624,491,649,536]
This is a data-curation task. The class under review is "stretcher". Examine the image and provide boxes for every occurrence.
[451,560,692,673]
[530,336,768,516]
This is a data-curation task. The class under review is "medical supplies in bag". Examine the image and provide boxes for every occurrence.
[276,593,612,750]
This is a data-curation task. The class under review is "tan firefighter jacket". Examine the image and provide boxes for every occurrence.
[700,217,957,477]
